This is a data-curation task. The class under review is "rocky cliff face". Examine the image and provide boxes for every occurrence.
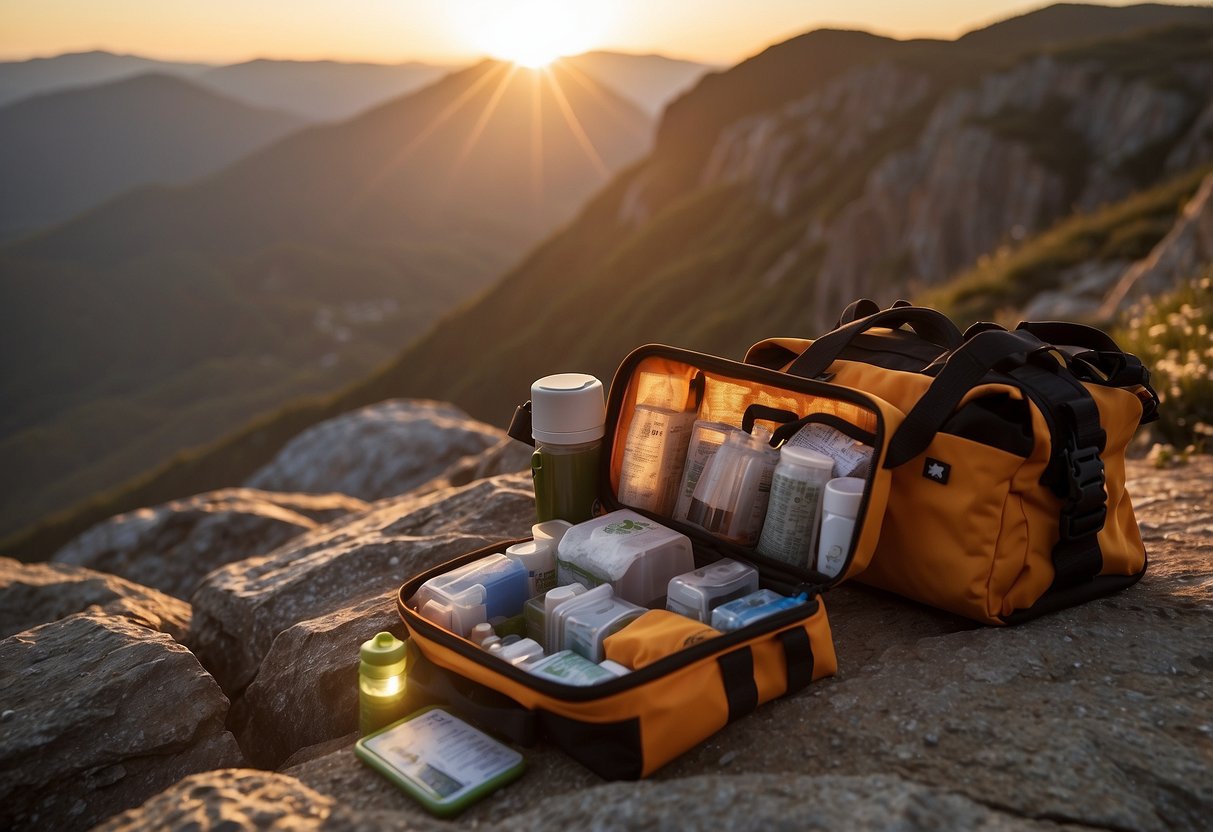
[1102,171,1213,312]
[622,29,1213,327]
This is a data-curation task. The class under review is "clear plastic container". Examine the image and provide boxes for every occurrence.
[710,589,807,632]
[665,558,760,623]
[557,510,694,608]
[523,583,587,649]
[686,428,779,546]
[524,650,618,685]
[672,421,736,521]
[546,584,612,653]
[497,637,545,666]
[413,553,529,637]
[562,594,645,662]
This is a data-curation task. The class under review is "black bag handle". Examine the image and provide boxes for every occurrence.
[787,306,964,380]
[1016,322,1158,422]
[836,298,912,327]
[741,404,800,437]
[1014,321,1121,353]
[885,329,1048,468]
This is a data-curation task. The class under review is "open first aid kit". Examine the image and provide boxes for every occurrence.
[394,300,1157,780]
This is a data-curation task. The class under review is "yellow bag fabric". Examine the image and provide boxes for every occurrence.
[746,314,1153,625]
[602,610,722,669]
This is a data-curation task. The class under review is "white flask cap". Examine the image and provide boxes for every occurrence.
[531,373,606,444]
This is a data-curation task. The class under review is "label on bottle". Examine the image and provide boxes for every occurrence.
[673,423,731,520]
[617,406,695,515]
[756,470,825,567]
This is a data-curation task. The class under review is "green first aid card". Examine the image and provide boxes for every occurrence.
[355,706,525,817]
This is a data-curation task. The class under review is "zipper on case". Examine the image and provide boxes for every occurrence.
[399,578,822,704]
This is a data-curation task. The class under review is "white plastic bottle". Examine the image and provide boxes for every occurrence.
[817,477,865,578]
[505,538,556,595]
[756,446,834,568]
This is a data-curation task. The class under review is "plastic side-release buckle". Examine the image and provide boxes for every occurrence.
[1058,441,1107,540]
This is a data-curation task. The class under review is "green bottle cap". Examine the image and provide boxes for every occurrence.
[360,631,407,679]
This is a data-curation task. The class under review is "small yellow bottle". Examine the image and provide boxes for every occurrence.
[359,631,408,735]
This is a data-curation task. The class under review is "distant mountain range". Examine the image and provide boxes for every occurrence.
[7,2,1213,559]
[196,59,455,121]
[0,59,653,540]
[563,51,716,115]
[0,50,211,106]
[0,73,308,240]
[0,49,710,240]
[0,49,712,120]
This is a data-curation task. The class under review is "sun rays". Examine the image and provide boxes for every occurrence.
[346,58,614,223]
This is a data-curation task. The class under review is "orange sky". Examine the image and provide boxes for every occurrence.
[0,0,1176,65]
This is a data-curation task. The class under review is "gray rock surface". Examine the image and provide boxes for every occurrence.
[230,591,402,769]
[53,489,367,600]
[244,400,505,501]
[0,612,243,832]
[0,556,190,641]
[189,473,534,694]
[414,436,533,495]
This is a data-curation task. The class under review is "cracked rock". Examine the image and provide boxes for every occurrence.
[0,612,243,831]
[0,557,190,642]
[53,489,367,600]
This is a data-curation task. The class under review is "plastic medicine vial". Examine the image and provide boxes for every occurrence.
[817,476,865,578]
[756,445,834,568]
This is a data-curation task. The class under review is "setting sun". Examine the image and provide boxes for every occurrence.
[452,0,613,67]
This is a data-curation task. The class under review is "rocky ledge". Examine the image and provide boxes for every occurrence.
[1,406,1209,831]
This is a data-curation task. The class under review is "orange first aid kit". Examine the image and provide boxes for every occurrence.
[396,300,1156,778]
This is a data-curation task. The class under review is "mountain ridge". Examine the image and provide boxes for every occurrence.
[0,58,654,540]
[0,72,308,240]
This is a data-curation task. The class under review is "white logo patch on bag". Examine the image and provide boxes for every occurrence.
[923,458,951,484]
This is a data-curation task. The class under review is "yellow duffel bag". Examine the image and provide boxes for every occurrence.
[747,301,1158,625]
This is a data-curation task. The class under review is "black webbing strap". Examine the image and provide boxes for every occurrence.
[885,328,1109,590]
[836,298,882,325]
[1015,321,1121,353]
[1017,322,1159,424]
[1007,362,1107,590]
[778,627,814,695]
[787,306,964,379]
[885,329,1046,468]
[717,647,758,723]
